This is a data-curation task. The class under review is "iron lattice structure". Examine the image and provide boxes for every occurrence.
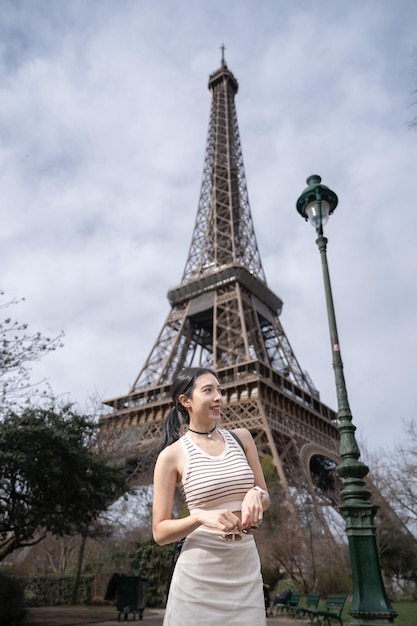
[101,58,341,504]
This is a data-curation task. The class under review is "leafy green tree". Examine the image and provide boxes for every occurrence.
[0,403,129,562]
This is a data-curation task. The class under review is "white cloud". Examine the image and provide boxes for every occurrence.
[1,0,417,450]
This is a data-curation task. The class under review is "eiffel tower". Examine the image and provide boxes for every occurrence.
[101,53,340,505]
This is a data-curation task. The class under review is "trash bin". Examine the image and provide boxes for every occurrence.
[115,576,148,621]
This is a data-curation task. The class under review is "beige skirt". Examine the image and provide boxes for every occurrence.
[164,528,266,626]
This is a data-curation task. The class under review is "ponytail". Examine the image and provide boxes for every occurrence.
[161,366,216,449]
[162,406,182,449]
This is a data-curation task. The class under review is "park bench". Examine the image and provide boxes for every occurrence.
[275,592,301,616]
[303,593,348,625]
[295,592,321,620]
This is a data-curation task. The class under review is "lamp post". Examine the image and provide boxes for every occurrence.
[296,175,398,625]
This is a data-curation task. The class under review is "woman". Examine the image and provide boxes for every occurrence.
[152,367,270,625]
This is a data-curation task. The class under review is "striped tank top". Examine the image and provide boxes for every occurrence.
[179,429,255,513]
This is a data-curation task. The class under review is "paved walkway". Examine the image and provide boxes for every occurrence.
[26,605,299,626]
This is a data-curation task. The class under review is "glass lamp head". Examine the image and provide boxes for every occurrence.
[296,175,338,232]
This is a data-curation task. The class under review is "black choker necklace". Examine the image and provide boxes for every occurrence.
[188,425,217,438]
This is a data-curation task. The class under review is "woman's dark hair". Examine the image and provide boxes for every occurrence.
[162,367,216,449]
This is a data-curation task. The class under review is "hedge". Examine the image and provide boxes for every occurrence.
[21,574,95,607]
[0,570,27,626]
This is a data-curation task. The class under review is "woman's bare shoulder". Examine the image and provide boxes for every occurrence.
[231,427,252,443]
[154,439,184,484]
[156,439,183,466]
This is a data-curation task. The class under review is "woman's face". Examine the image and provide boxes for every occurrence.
[180,372,223,422]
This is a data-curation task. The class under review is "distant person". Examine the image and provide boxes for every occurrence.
[152,367,270,625]
[273,588,292,606]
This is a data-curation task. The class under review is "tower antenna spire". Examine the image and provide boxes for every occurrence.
[220,43,226,66]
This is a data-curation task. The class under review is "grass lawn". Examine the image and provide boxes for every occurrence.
[341,601,417,625]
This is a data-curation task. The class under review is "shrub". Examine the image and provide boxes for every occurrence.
[131,540,174,607]
[22,574,95,607]
[0,570,27,626]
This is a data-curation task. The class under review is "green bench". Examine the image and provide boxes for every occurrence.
[295,592,321,620]
[303,593,348,625]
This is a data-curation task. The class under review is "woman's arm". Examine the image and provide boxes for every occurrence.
[152,444,200,545]
[234,428,271,528]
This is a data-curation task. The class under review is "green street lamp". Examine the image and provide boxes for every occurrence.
[296,175,398,625]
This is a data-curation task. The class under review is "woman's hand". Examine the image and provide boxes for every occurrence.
[241,488,264,529]
[194,509,242,533]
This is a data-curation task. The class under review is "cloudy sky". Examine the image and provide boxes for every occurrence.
[1,0,417,452]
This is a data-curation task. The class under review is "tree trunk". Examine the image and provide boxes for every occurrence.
[69,532,87,605]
